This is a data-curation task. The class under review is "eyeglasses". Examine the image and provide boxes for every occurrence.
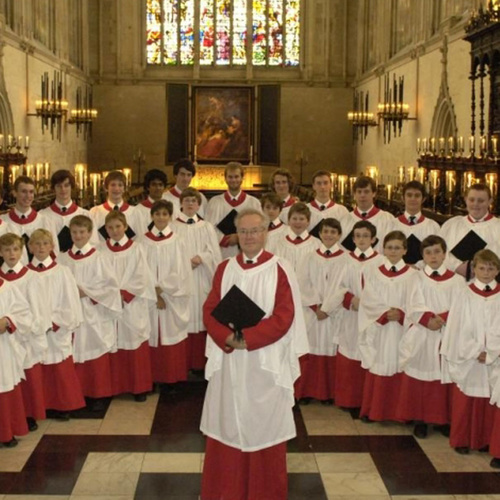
[237,227,266,236]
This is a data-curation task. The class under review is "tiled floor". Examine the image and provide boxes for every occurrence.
[2,379,500,499]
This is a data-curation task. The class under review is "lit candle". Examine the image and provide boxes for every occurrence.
[469,135,475,152]
[422,137,428,153]
[439,137,445,152]
[26,164,33,178]
[17,136,22,147]
[486,173,497,197]
[387,184,392,200]
[481,135,487,153]
[339,175,347,196]
[122,168,132,188]
[398,166,405,184]
[417,167,425,184]
[35,163,42,182]
[445,171,456,194]
[25,136,29,149]
[430,170,439,190]
[448,136,454,152]
[407,166,415,181]
[75,164,84,190]
[430,137,436,153]
[44,163,50,180]
[417,138,421,153]
[493,137,498,156]
[458,136,464,152]
[90,173,99,198]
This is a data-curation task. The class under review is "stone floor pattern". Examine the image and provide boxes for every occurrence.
[1,379,500,499]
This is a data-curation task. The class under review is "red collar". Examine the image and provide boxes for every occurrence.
[353,206,380,219]
[237,250,274,269]
[269,221,284,231]
[103,201,131,212]
[378,264,410,277]
[349,251,379,262]
[50,202,79,216]
[224,191,247,207]
[141,199,154,209]
[427,269,455,282]
[316,248,343,258]
[397,214,425,226]
[0,267,29,281]
[28,261,57,273]
[8,208,38,224]
[68,247,97,260]
[467,213,494,223]
[106,239,134,252]
[282,196,296,208]
[310,200,335,210]
[286,234,312,245]
[470,283,500,296]
[145,231,174,242]
[169,187,181,198]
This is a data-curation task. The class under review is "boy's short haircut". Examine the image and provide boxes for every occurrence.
[352,220,377,238]
[143,169,168,191]
[467,182,492,199]
[151,199,173,217]
[224,161,244,177]
[69,214,94,232]
[270,168,295,192]
[319,217,342,234]
[383,230,408,249]
[311,170,332,184]
[421,234,447,253]
[0,233,24,249]
[180,187,202,204]
[173,159,196,177]
[51,169,76,190]
[29,228,54,245]
[14,175,35,191]
[403,180,426,197]
[104,210,127,227]
[472,248,500,270]
[104,170,126,188]
[288,202,311,221]
[260,192,283,210]
[353,175,376,192]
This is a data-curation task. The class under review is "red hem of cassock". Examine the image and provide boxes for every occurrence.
[20,363,46,420]
[75,353,114,398]
[360,372,404,422]
[449,384,495,449]
[0,383,28,442]
[187,332,207,371]
[110,341,152,395]
[395,373,450,424]
[201,437,288,500]
[294,354,336,400]
[42,357,85,411]
[489,406,500,457]
[335,352,366,408]
[150,339,189,384]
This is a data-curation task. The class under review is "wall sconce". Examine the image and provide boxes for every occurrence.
[67,86,97,140]
[347,91,377,144]
[378,73,414,143]
[30,71,68,141]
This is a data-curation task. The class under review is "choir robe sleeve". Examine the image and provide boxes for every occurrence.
[321,266,349,315]
[118,245,157,304]
[52,266,83,332]
[157,238,193,300]
[5,285,33,337]
[197,223,223,277]
[26,273,52,338]
[296,255,322,307]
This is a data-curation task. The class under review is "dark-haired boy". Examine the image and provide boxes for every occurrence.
[269,168,297,223]
[340,176,394,253]
[140,200,193,384]
[40,169,98,253]
[393,181,440,265]
[260,192,287,250]
[396,235,463,438]
[333,221,384,414]
[163,159,208,218]
[136,169,168,234]
[90,170,139,242]
[295,218,347,403]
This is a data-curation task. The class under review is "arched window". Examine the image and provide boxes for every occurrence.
[146,0,300,67]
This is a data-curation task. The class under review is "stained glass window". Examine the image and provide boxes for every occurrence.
[146,0,300,67]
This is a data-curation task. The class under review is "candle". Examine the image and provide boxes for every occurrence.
[75,164,84,190]
[493,137,498,156]
[7,135,12,147]
[422,137,428,153]
[439,137,445,152]
[250,145,253,161]
[122,168,132,188]
[26,164,33,178]
[417,167,425,184]
[338,175,347,196]
[458,136,464,152]
[35,163,42,182]
[486,173,498,198]
[407,166,415,181]
[90,173,99,198]
[194,145,198,160]
[448,136,454,152]
[17,136,21,147]
[417,138,421,154]
[469,136,475,152]
[481,135,487,153]
[445,171,456,194]
[430,170,439,190]
[387,184,392,200]
[398,166,405,184]
[44,163,50,180]
[25,136,29,149]
[11,165,19,183]
[430,137,436,153]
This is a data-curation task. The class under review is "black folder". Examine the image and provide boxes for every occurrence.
[450,230,487,262]
[216,209,238,236]
[211,284,266,341]
[404,234,422,264]
[58,226,73,253]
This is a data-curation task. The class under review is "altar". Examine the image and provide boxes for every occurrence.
[188,164,275,191]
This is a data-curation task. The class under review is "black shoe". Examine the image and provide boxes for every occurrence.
[2,437,18,448]
[134,393,147,403]
[491,457,500,469]
[348,407,361,419]
[413,423,428,439]
[298,397,312,405]
[360,415,374,423]
[89,398,106,412]
[46,409,70,421]
[321,399,334,406]
[455,446,470,455]
[435,424,450,437]
[26,417,38,432]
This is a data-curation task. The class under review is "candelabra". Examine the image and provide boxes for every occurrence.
[67,86,98,140]
[347,91,377,144]
[0,135,29,201]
